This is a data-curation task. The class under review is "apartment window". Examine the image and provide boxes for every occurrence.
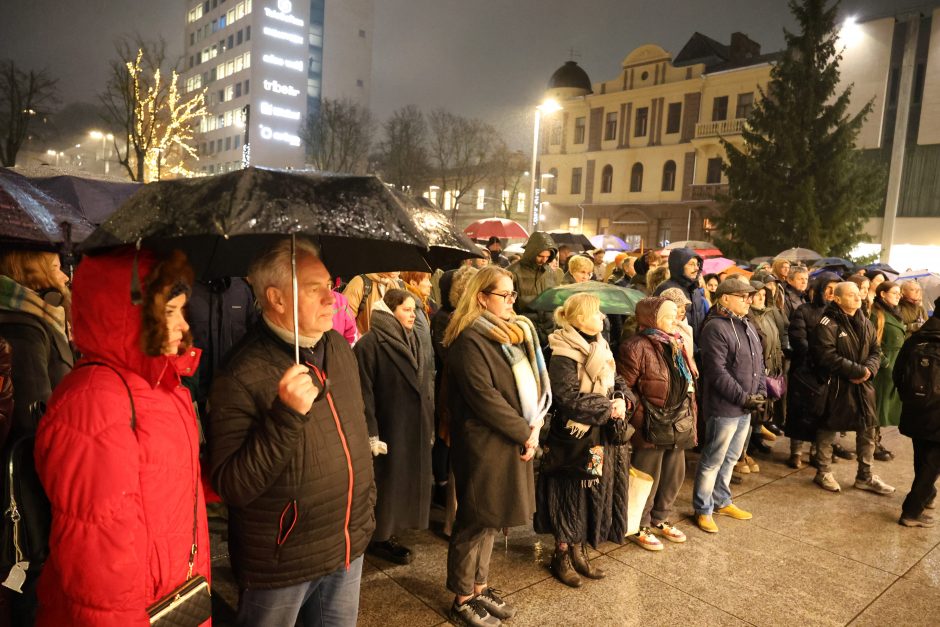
[706,157,723,184]
[666,102,682,134]
[571,167,582,194]
[604,111,617,141]
[573,117,586,144]
[225,136,231,151]
[245,25,250,40]
[234,82,242,97]
[217,89,224,103]
[227,34,234,49]
[712,96,728,121]
[662,160,676,191]
[244,79,249,94]
[630,163,643,192]
[234,134,240,148]
[634,107,648,137]
[735,92,754,118]
[550,120,562,145]
[237,29,243,45]
[601,165,613,194]
[547,168,558,194]
[190,32,195,46]
[476,188,485,210]
[189,56,194,69]
[225,84,234,100]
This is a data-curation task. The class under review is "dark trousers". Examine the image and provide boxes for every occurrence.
[902,438,940,518]
[631,447,685,528]
[446,522,496,596]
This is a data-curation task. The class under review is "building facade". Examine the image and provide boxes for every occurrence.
[182,0,373,174]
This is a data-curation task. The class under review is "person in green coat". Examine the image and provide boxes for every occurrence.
[870,281,905,460]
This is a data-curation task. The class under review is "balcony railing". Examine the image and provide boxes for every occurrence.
[694,118,746,139]
[689,183,729,200]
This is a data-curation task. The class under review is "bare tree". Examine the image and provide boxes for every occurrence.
[301,97,374,173]
[427,109,497,221]
[490,142,528,218]
[0,60,58,167]
[375,105,429,191]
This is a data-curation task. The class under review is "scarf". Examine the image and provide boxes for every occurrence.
[472,310,551,429]
[370,300,419,367]
[0,274,68,339]
[548,324,616,395]
[263,314,322,348]
[640,327,694,389]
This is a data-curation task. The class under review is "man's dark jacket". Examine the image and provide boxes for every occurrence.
[894,316,940,442]
[209,325,376,589]
[699,305,766,418]
[507,231,557,344]
[653,248,709,342]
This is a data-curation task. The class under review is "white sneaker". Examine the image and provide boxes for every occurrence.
[855,475,896,495]
[814,471,841,492]
[628,527,664,551]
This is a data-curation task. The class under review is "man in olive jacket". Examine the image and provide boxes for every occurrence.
[810,282,894,496]
[507,231,557,345]
[209,240,375,626]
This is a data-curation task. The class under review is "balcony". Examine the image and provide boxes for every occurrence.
[688,183,729,201]
[694,118,746,139]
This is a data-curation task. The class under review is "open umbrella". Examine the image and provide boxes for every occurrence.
[463,217,529,240]
[864,262,899,275]
[776,247,822,263]
[549,231,593,251]
[528,281,645,315]
[702,257,736,275]
[589,234,630,251]
[392,191,482,268]
[812,257,856,272]
[663,240,723,259]
[31,174,141,226]
[0,167,94,250]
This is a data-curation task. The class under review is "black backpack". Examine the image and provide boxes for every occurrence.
[894,338,940,410]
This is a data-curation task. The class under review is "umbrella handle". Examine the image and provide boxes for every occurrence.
[291,234,300,364]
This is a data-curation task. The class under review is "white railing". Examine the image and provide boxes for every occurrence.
[694,118,746,138]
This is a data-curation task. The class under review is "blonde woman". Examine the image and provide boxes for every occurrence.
[564,255,594,284]
[535,293,630,588]
[442,266,551,626]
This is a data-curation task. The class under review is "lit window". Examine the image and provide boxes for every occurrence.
[516,193,526,213]
[476,188,485,210]
[501,190,510,207]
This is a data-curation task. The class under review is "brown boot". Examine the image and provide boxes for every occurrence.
[551,547,582,588]
[569,543,606,579]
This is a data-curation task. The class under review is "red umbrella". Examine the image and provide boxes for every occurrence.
[463,217,529,240]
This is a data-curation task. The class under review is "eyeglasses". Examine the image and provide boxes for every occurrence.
[729,293,754,302]
[484,290,518,302]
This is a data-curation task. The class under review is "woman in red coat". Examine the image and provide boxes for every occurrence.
[34,248,210,626]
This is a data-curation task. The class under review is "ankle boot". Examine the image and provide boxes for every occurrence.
[551,548,582,587]
[569,543,606,579]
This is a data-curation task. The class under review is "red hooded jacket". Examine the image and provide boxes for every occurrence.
[34,249,210,627]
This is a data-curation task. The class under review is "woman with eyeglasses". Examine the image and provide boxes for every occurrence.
[441,266,550,626]
[870,281,904,461]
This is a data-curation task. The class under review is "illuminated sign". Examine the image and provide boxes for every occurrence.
[259,124,301,147]
[264,7,303,27]
[263,26,303,45]
[262,53,304,71]
[263,79,300,97]
[260,101,301,121]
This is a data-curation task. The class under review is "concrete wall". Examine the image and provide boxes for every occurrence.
[918,8,940,145]
[836,16,894,150]
[321,0,373,107]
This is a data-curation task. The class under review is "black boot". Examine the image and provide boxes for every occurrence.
[874,427,894,461]
[550,547,582,588]
[569,543,606,580]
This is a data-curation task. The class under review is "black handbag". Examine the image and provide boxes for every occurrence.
[641,394,695,449]
[540,418,604,480]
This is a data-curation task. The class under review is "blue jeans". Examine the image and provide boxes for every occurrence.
[236,556,363,627]
[693,414,751,515]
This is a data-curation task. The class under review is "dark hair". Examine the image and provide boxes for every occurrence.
[875,280,898,299]
[703,273,720,284]
[486,236,502,247]
[383,288,414,312]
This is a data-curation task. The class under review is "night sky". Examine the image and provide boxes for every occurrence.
[0,0,928,148]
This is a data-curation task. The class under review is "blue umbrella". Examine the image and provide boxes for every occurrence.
[589,234,630,251]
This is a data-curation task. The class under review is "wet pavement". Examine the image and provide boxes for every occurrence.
[209,426,940,626]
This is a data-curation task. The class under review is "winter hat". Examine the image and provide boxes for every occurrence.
[715,276,757,298]
[660,287,691,307]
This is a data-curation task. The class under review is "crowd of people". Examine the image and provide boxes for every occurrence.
[0,232,937,627]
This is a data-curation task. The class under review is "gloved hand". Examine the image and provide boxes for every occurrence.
[744,394,767,411]
[369,436,388,457]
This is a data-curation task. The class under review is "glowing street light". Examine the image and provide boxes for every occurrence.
[89,130,115,174]
[529,98,562,228]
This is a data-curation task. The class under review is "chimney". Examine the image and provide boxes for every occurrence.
[730,32,761,63]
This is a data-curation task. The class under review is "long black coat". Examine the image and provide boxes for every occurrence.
[895,316,940,442]
[355,310,434,539]
[811,303,881,432]
[446,327,535,528]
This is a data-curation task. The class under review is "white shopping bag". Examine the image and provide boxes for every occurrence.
[626,466,655,536]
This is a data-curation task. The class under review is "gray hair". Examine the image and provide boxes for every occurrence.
[901,279,922,295]
[833,281,858,298]
[247,237,321,306]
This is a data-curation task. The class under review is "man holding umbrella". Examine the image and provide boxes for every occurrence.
[208,239,376,626]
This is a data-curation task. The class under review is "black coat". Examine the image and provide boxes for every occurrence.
[354,310,434,539]
[895,316,940,442]
[446,327,535,528]
[811,303,881,432]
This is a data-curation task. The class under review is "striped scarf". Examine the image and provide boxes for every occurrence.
[0,274,68,339]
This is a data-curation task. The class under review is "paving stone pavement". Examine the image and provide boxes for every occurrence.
[208,427,940,626]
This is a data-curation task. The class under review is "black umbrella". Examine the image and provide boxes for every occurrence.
[549,231,594,251]
[80,167,431,279]
[0,167,95,250]
[31,174,141,226]
[392,191,483,268]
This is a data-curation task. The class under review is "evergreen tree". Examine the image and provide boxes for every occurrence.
[717,0,885,259]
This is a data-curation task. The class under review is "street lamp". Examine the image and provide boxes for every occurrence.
[529,98,561,229]
[89,130,114,174]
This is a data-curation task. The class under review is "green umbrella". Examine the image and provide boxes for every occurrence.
[528,281,645,315]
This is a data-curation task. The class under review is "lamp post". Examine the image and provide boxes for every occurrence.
[89,130,114,174]
[528,99,561,229]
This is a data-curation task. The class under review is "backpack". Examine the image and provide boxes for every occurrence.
[341,275,374,318]
[894,339,940,410]
[1,362,135,593]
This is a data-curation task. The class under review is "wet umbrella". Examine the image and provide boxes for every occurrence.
[463,217,529,240]
[776,247,822,263]
[589,234,630,251]
[812,257,856,272]
[702,257,736,275]
[864,262,899,275]
[31,174,141,225]
[0,167,94,250]
[664,240,723,259]
[528,281,645,315]
[392,191,483,268]
[549,231,593,251]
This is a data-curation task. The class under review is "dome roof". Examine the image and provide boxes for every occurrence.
[547,61,592,94]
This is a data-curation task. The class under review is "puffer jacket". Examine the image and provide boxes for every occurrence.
[208,325,375,589]
[699,305,766,418]
[34,249,209,627]
[507,231,557,343]
[653,248,709,343]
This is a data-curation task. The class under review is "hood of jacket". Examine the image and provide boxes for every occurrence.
[520,231,557,268]
[71,248,199,389]
[635,296,669,331]
[667,248,703,290]
[810,271,841,307]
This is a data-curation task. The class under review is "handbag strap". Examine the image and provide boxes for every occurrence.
[75,361,199,579]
